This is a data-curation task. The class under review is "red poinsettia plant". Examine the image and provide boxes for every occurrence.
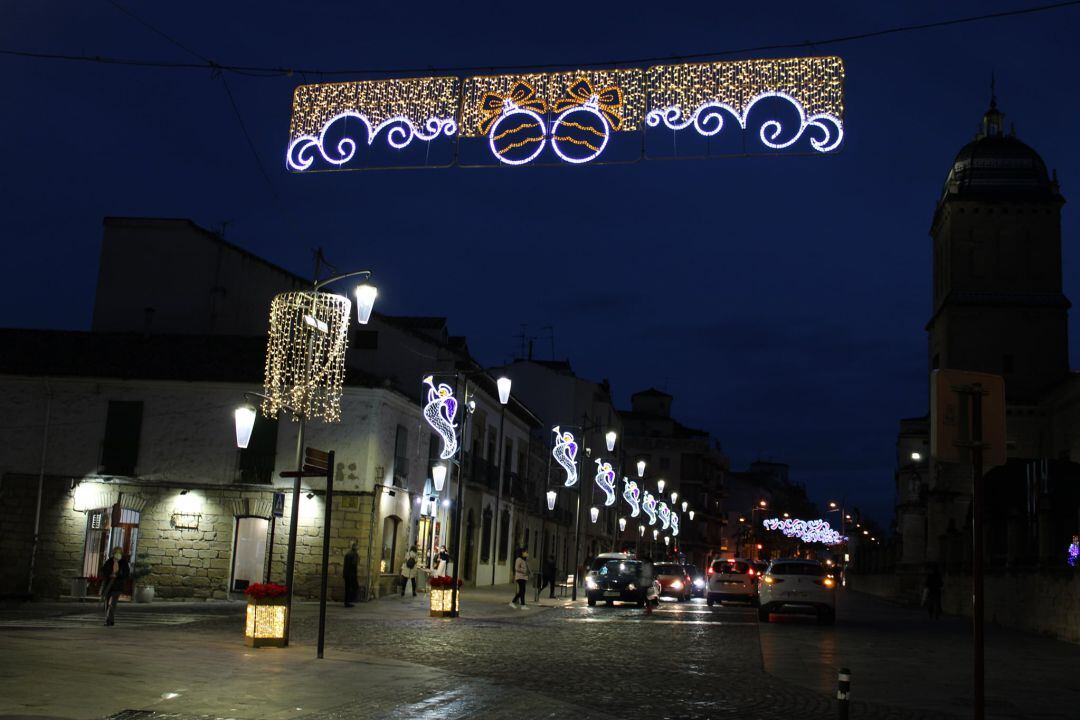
[428,576,462,589]
[244,582,289,600]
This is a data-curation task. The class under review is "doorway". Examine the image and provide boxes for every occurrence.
[230,516,269,592]
[82,504,141,596]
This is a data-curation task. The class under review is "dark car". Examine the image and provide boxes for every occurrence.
[653,562,692,601]
[585,555,648,607]
[683,564,706,598]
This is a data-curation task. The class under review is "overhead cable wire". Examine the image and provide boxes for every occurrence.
[3,1,1079,78]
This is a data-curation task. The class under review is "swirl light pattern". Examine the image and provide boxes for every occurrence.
[762,518,845,545]
[670,513,680,537]
[552,426,579,487]
[623,478,641,517]
[594,460,617,507]
[287,112,457,171]
[642,491,658,526]
[422,376,459,460]
[658,502,671,531]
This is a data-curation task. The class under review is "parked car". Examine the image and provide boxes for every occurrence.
[683,564,706,598]
[585,553,649,607]
[653,562,692,601]
[758,559,836,625]
[706,558,758,606]
[751,561,768,578]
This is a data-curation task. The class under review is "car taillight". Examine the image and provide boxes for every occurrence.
[707,567,714,575]
[822,577,835,588]
[748,568,755,576]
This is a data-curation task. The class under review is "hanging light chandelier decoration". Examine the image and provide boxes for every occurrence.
[262,291,351,422]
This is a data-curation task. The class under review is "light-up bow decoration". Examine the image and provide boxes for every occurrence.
[658,502,671,531]
[642,491,658,526]
[623,478,641,517]
[762,518,845,545]
[594,459,617,506]
[670,513,680,537]
[552,426,579,487]
[422,375,458,460]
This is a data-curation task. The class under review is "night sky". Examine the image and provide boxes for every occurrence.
[4,2,1080,526]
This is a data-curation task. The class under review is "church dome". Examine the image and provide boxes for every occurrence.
[942,100,1060,201]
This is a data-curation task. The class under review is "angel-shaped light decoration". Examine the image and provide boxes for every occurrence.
[552,426,579,487]
[670,513,680,537]
[622,478,641,517]
[594,459,617,506]
[642,491,658,526]
[658,501,671,531]
[422,375,458,460]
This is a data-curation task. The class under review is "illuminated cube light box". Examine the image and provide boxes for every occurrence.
[285,56,845,171]
[245,599,287,648]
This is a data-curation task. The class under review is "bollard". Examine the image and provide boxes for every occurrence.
[837,667,851,720]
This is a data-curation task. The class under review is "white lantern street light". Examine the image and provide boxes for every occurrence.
[664,535,670,547]
[681,501,688,513]
[546,490,557,511]
[689,510,695,520]
[590,507,599,524]
[636,459,646,478]
[354,283,378,324]
[639,524,645,536]
[911,451,922,462]
[670,490,678,505]
[234,404,257,449]
[605,430,617,453]
[652,529,659,540]
[618,517,627,532]
[432,463,447,493]
[496,377,512,405]
[657,479,666,494]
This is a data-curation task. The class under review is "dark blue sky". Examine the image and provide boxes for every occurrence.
[4,2,1079,526]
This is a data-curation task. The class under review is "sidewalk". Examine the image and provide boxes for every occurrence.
[759,590,1080,719]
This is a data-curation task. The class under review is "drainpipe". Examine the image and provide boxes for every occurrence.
[27,379,52,595]
[363,484,381,600]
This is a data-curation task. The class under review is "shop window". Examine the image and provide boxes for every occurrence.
[380,516,401,574]
[231,517,269,591]
[101,401,143,476]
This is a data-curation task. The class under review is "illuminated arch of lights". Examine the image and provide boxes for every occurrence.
[762,517,845,545]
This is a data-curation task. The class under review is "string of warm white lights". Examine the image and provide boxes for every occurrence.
[262,291,351,423]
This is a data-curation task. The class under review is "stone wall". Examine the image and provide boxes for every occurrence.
[0,475,381,602]
[849,570,1080,644]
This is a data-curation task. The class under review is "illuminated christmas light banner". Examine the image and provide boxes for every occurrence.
[762,518,845,545]
[286,56,844,170]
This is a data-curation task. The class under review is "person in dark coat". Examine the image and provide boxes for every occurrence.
[539,555,557,599]
[343,542,359,607]
[100,547,130,626]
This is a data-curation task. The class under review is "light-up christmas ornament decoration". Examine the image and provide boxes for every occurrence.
[762,517,845,545]
[550,78,623,164]
[658,502,671,531]
[552,426,579,487]
[479,80,548,165]
[594,459,617,506]
[262,291,351,422]
[422,376,458,460]
[670,513,680,537]
[642,491,658,526]
[623,478,641,517]
[1068,535,1079,568]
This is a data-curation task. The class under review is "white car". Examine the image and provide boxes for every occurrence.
[706,558,758,606]
[758,559,836,625]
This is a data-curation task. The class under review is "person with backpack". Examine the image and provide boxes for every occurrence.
[510,547,530,609]
[400,545,419,597]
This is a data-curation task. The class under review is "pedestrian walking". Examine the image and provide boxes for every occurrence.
[400,545,419,596]
[539,554,557,599]
[924,563,943,620]
[510,548,530,609]
[433,546,449,578]
[343,541,359,607]
[100,547,129,626]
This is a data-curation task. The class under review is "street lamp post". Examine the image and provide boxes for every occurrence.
[491,377,512,585]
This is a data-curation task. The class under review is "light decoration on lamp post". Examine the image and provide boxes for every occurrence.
[546,490,557,511]
[1067,535,1079,567]
[622,478,641,517]
[762,517,845,545]
[671,514,680,537]
[422,376,459,460]
[605,430,617,453]
[642,492,658,525]
[590,507,599,524]
[552,426,579,487]
[431,463,447,493]
[594,459,617,506]
[658,502,671,531]
[234,404,257,449]
[262,292,351,422]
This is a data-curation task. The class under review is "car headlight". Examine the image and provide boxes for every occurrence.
[693,579,704,588]
[823,577,835,588]
[585,577,598,590]
[670,580,683,590]
[627,583,636,591]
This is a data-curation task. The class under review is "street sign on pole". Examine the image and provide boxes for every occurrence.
[930,369,1006,467]
[272,492,285,518]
